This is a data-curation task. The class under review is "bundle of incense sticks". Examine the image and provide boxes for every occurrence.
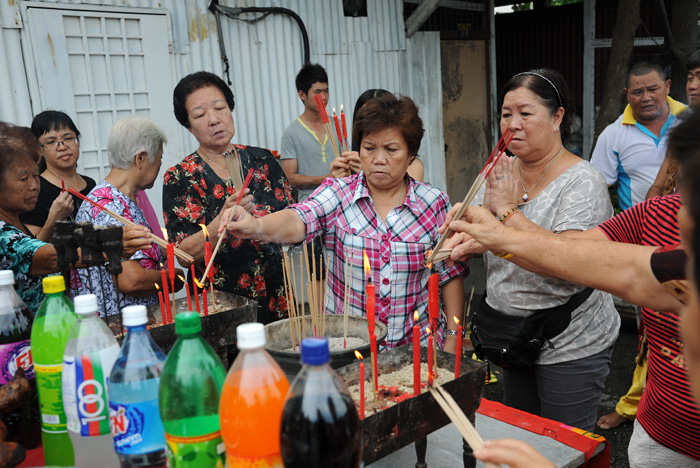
[343,247,350,348]
[426,129,514,265]
[199,167,255,285]
[428,383,502,468]
[313,94,342,160]
[281,248,302,350]
[222,147,244,191]
[68,188,194,264]
[302,242,326,338]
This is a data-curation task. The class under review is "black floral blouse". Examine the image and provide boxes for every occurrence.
[163,145,294,323]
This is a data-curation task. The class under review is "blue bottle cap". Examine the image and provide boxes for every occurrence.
[301,337,330,366]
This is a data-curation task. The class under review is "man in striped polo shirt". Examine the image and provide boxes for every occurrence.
[591,62,687,211]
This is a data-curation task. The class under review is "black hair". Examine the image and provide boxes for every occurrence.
[499,68,574,142]
[668,111,700,231]
[31,110,81,139]
[351,89,392,152]
[687,49,700,72]
[295,63,328,95]
[173,71,235,128]
[626,62,666,87]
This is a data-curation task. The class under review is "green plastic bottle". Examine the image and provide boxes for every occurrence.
[159,312,227,467]
[30,276,77,465]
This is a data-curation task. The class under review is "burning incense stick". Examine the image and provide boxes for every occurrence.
[429,383,502,468]
[68,188,194,264]
[343,247,350,348]
[425,130,514,266]
[199,168,255,285]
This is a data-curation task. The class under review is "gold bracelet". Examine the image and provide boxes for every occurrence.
[497,207,518,223]
[493,252,514,260]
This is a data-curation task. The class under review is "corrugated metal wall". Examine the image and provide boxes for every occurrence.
[1,0,446,191]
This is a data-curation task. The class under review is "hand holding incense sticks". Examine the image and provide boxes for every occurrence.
[426,129,514,266]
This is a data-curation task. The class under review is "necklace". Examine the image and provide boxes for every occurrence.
[45,168,81,190]
[199,150,229,175]
[517,145,564,202]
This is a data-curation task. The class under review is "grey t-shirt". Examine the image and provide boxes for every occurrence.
[280,118,334,201]
[473,160,620,365]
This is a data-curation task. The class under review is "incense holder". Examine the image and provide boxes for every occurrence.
[336,344,486,467]
[264,314,388,375]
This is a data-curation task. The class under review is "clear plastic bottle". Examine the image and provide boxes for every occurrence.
[108,305,167,468]
[31,275,77,465]
[63,293,121,468]
[280,337,362,467]
[0,270,40,449]
[219,323,290,468]
[159,312,227,468]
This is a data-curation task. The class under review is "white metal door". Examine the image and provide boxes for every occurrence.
[25,5,177,231]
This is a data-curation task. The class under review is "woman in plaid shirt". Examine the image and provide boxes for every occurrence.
[222,94,468,352]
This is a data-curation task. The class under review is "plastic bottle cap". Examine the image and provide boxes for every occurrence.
[236,323,266,349]
[175,312,202,335]
[301,337,330,366]
[73,294,98,316]
[122,305,148,327]
[0,270,15,286]
[42,276,66,294]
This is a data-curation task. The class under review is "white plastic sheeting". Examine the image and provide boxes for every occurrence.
[1,0,446,192]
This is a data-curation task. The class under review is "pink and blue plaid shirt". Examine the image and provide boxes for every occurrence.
[289,173,468,350]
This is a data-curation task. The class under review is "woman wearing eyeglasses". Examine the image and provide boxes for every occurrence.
[20,111,96,241]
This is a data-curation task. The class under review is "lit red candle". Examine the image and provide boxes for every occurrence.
[454,317,462,379]
[413,311,420,396]
[180,275,191,311]
[340,104,348,149]
[428,273,439,329]
[355,350,365,419]
[191,265,200,313]
[427,327,433,385]
[201,224,213,282]
[160,267,172,324]
[333,108,343,146]
[155,283,166,324]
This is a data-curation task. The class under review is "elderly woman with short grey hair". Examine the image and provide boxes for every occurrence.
[72,116,183,317]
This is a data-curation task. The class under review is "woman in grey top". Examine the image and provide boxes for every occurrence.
[448,69,618,431]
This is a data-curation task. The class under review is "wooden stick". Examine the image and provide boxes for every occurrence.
[429,383,502,468]
[426,130,514,265]
[68,188,194,264]
[281,250,296,350]
[199,168,255,285]
[289,250,301,343]
[298,249,306,338]
[343,247,350,348]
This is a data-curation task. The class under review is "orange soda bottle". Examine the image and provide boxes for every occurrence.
[220,323,290,467]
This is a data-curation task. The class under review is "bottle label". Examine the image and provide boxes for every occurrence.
[0,339,35,384]
[109,398,165,455]
[34,362,67,433]
[63,344,119,437]
[165,431,226,468]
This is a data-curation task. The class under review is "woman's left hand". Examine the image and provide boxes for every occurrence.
[47,191,74,222]
[122,225,153,257]
[484,155,518,217]
[239,189,254,214]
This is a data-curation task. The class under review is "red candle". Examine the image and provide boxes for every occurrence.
[155,284,166,324]
[191,265,200,313]
[203,287,209,316]
[454,317,463,379]
[204,242,213,280]
[180,275,192,311]
[363,249,378,394]
[340,104,348,149]
[427,327,433,385]
[355,351,365,419]
[333,108,343,146]
[61,179,65,192]
[413,311,420,396]
[161,268,172,324]
[167,243,175,287]
[428,273,439,329]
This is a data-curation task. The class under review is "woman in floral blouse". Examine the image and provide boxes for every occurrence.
[164,71,294,323]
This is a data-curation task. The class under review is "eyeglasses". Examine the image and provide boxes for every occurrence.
[40,136,79,149]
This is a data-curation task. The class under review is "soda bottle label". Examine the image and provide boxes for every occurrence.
[109,398,165,455]
[165,431,226,468]
[34,362,67,433]
[63,344,119,437]
[0,339,35,384]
